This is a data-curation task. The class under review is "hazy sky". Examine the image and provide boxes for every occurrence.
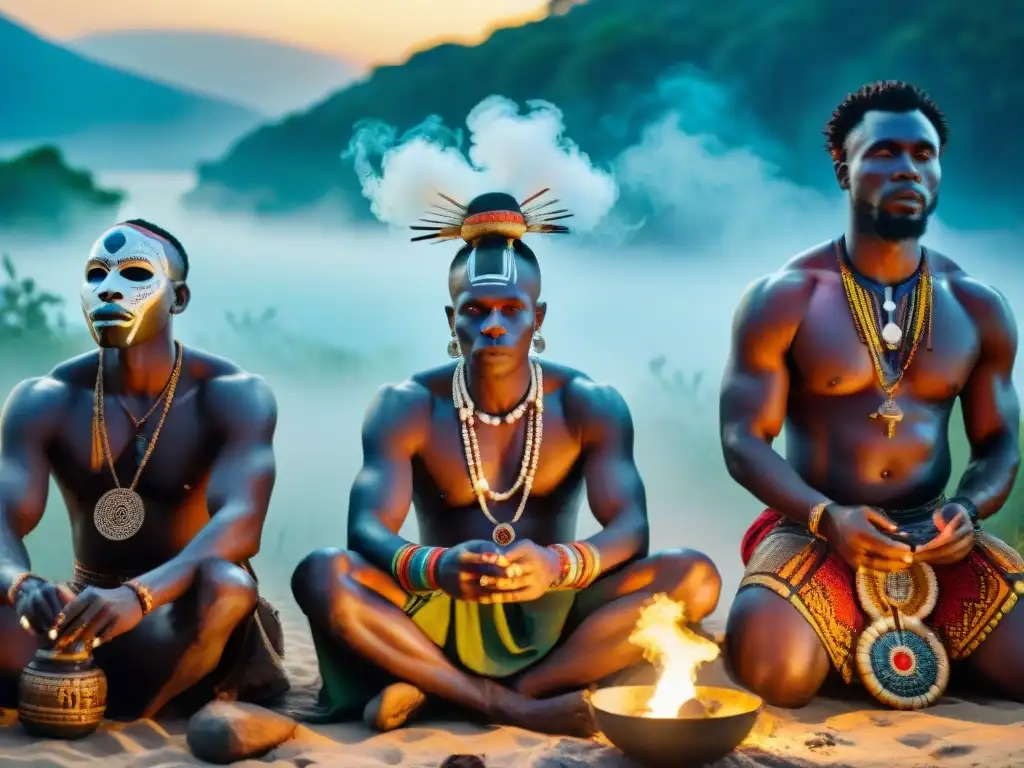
[0,0,549,63]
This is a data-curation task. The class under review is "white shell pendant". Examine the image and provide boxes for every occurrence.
[883,299,897,312]
[881,322,903,348]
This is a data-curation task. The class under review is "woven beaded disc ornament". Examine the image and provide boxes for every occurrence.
[856,563,938,621]
[855,614,949,710]
[93,487,146,541]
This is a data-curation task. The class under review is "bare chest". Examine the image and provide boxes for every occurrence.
[49,387,218,507]
[418,399,582,508]
[791,278,979,401]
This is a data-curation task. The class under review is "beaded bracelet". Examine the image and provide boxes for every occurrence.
[808,500,831,540]
[6,572,38,606]
[391,543,445,594]
[549,542,602,590]
[124,579,154,617]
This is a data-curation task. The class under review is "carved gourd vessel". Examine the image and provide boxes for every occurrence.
[18,647,107,739]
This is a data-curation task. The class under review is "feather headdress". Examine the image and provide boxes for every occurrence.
[409,189,572,244]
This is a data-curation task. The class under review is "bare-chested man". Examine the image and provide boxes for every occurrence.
[721,81,1022,710]
[292,191,721,736]
[0,220,288,719]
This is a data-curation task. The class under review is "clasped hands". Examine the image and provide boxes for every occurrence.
[14,580,145,650]
[826,500,975,572]
[436,539,560,604]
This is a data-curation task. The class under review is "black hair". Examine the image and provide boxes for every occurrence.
[824,80,949,163]
[464,191,521,217]
[122,218,190,279]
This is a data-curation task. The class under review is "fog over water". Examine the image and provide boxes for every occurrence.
[6,78,1023,616]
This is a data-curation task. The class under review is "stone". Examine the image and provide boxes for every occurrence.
[440,757,487,768]
[186,700,297,764]
[676,698,710,719]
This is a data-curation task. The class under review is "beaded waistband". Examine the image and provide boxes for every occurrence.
[880,494,946,524]
[71,560,140,590]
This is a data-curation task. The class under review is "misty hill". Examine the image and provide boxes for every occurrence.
[0,146,124,233]
[68,30,361,118]
[187,0,1024,234]
[0,13,262,170]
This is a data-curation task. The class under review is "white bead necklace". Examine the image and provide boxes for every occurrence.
[452,359,544,546]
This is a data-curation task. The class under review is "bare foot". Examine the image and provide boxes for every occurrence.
[363,682,428,731]
[502,690,596,738]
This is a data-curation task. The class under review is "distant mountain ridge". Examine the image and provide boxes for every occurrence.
[0,13,263,170]
[185,0,1024,233]
[68,30,361,117]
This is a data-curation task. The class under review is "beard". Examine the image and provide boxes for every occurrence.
[854,195,939,241]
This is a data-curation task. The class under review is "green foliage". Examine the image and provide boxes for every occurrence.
[0,253,66,338]
[190,0,1024,230]
[0,255,368,382]
[946,404,1024,552]
[0,145,125,232]
[648,355,704,408]
[223,306,367,377]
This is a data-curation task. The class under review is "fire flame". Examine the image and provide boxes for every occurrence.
[629,593,721,718]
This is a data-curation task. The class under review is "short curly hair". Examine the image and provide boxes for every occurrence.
[824,80,948,164]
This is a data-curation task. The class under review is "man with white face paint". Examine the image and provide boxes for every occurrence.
[82,222,187,349]
[0,219,289,719]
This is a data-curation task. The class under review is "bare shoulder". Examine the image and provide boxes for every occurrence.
[410,361,459,402]
[936,252,1017,326]
[49,349,101,389]
[559,366,633,442]
[3,349,96,430]
[197,350,277,432]
[364,370,437,448]
[183,346,246,382]
[735,242,829,327]
[0,372,71,437]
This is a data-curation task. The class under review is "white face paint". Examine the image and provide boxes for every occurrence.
[467,242,518,286]
[80,225,183,348]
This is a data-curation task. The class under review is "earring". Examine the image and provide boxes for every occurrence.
[531,331,546,354]
[447,331,461,359]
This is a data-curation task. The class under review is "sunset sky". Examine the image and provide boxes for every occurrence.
[0,0,550,64]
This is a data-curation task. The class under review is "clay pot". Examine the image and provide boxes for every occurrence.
[18,648,107,739]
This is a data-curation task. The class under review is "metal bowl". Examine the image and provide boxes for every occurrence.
[589,685,762,767]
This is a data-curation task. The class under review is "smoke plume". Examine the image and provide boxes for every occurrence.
[346,96,618,232]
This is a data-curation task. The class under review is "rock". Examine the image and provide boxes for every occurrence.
[677,698,710,719]
[439,757,486,768]
[187,700,297,764]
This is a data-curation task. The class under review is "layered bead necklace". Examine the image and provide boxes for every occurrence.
[835,241,933,439]
[452,359,544,546]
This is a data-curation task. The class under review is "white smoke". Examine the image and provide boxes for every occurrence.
[346,96,618,232]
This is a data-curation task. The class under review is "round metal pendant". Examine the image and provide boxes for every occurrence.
[856,563,938,620]
[855,615,949,710]
[493,523,515,547]
[93,488,146,541]
[881,322,903,347]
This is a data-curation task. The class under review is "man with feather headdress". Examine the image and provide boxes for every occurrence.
[292,190,721,735]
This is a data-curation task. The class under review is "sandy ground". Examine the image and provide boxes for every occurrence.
[1,595,1023,767]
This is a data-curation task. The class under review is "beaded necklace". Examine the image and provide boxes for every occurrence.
[452,359,544,545]
[835,240,933,438]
